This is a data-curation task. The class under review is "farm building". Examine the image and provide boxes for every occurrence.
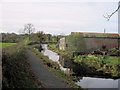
[59,32,119,53]
[59,36,67,50]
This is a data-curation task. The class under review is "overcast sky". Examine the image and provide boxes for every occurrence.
[0,0,119,35]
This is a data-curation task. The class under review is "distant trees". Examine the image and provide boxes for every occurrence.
[46,34,52,42]
[35,31,46,52]
[24,23,35,40]
[38,34,63,43]
[1,22,64,44]
[49,35,63,43]
[66,33,86,54]
[36,31,46,43]
[2,33,25,43]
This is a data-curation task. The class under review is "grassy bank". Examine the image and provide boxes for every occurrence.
[48,44,120,79]
[29,46,83,89]
[2,44,41,88]
[48,44,72,57]
[0,43,16,48]
[74,55,120,78]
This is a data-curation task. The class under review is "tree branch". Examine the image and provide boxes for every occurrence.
[103,4,120,21]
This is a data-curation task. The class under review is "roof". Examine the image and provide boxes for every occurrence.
[71,32,119,38]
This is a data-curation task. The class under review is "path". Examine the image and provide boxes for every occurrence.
[26,48,70,88]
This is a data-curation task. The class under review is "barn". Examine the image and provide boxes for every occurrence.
[59,32,119,52]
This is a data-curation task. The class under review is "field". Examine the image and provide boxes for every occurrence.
[48,44,56,48]
[0,43,16,48]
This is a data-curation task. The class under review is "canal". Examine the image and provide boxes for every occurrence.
[41,44,120,89]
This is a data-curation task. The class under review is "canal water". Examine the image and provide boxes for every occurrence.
[41,44,68,71]
[41,44,120,89]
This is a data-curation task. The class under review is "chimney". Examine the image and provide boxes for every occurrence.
[104,28,106,33]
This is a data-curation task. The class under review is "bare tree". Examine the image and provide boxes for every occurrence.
[103,2,120,21]
[24,23,35,40]
[24,23,35,35]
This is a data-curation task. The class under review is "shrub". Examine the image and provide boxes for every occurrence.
[109,48,119,56]
[2,47,39,88]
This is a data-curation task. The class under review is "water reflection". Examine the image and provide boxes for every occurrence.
[76,77,119,88]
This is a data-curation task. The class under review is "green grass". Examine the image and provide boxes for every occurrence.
[49,44,56,48]
[0,43,16,48]
[104,58,119,65]
[74,55,119,65]
[74,55,120,77]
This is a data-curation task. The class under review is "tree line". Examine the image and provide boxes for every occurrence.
[1,23,64,44]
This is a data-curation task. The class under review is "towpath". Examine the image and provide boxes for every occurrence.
[26,48,70,88]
